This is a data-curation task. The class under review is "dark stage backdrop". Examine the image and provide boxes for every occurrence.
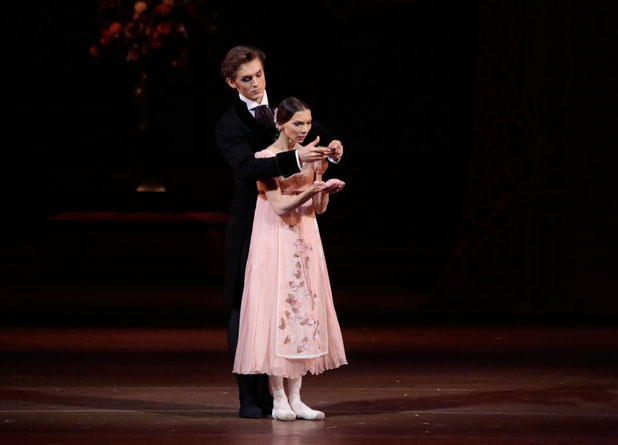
[1,1,616,324]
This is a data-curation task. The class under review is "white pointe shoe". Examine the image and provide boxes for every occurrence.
[271,399,296,421]
[290,400,325,420]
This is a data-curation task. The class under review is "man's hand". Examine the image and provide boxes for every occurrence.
[327,140,344,161]
[298,136,330,163]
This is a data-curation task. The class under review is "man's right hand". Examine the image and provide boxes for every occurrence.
[298,136,330,163]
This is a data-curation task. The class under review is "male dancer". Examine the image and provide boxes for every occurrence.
[215,46,343,418]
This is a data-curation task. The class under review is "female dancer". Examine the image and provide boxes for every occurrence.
[233,97,347,421]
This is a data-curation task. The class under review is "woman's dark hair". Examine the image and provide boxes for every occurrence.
[221,46,266,81]
[276,97,310,125]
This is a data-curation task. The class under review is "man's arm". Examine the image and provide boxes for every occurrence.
[215,118,300,181]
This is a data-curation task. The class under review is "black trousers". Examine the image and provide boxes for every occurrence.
[227,307,241,357]
[228,307,272,413]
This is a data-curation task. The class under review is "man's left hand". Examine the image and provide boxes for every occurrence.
[327,140,344,161]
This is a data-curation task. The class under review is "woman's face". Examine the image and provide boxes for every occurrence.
[282,109,312,144]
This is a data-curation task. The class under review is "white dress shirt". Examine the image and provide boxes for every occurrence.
[238,91,302,169]
[238,91,270,117]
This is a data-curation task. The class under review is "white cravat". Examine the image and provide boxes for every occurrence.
[238,91,269,117]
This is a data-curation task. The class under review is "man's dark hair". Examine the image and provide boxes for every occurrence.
[221,46,266,82]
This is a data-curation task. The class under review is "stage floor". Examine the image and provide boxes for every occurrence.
[1,326,617,444]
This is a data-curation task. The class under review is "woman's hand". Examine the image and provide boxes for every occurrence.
[311,180,326,194]
[318,178,345,194]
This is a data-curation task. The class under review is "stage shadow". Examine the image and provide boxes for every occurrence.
[319,384,617,417]
[0,388,236,419]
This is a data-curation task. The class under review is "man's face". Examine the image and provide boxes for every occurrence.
[225,59,266,103]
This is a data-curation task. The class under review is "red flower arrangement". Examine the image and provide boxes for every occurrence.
[91,0,202,67]
[90,1,216,192]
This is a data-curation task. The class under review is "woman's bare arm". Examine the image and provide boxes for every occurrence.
[259,179,323,216]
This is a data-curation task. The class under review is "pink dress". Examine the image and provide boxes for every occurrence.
[233,149,347,379]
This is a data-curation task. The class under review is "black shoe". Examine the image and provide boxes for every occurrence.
[255,374,274,416]
[239,401,264,419]
[237,374,265,419]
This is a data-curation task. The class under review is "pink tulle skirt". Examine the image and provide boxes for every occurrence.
[233,195,347,379]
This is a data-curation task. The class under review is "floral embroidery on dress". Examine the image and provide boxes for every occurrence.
[276,209,327,358]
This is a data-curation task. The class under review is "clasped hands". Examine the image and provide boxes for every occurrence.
[297,136,343,163]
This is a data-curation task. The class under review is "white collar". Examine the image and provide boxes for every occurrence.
[238,90,269,110]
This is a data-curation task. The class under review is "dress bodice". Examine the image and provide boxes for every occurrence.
[278,167,314,195]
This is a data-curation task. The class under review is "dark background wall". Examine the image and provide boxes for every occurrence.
[1,0,616,325]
